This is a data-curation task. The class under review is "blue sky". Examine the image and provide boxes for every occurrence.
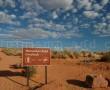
[0,0,110,51]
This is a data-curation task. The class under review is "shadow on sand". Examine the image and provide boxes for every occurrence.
[6,77,26,86]
[0,70,44,88]
[0,70,26,86]
[67,79,88,88]
[0,70,22,77]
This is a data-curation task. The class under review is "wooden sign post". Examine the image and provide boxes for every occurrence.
[26,66,30,86]
[45,66,47,84]
[22,48,51,86]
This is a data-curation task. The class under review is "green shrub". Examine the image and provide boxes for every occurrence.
[10,63,37,77]
[51,50,80,59]
[60,52,67,59]
[2,48,22,56]
[63,50,74,59]
[23,66,37,77]
[51,51,67,59]
[73,52,79,59]
[100,52,110,62]
[51,51,58,58]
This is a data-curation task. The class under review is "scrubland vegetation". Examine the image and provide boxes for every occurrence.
[1,48,110,62]
[2,48,22,56]
[100,52,110,62]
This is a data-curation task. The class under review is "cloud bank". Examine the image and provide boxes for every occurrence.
[0,0,110,39]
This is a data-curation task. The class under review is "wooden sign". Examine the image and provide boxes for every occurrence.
[22,48,50,66]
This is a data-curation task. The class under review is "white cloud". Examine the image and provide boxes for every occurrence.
[10,28,56,39]
[83,11,99,18]
[72,8,78,13]
[61,30,82,38]
[0,0,4,6]
[102,17,106,22]
[0,0,15,8]
[0,12,15,23]
[0,0,109,40]
[77,0,109,11]
[11,14,16,19]
[2,16,82,39]
[101,0,109,6]
[0,33,20,39]
[28,18,67,31]
[52,11,58,19]
[38,0,73,10]
[20,11,37,19]
[0,11,20,26]
[80,24,90,28]
[93,4,103,11]
[106,13,110,19]
[77,0,92,10]
[20,0,44,14]
[27,18,81,39]
[7,27,81,39]
[20,0,74,20]
[93,22,110,37]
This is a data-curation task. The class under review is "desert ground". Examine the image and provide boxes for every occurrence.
[0,48,110,90]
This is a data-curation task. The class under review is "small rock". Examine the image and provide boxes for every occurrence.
[106,78,110,87]
[92,74,108,88]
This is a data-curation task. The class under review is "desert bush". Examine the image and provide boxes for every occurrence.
[80,51,86,57]
[2,48,22,56]
[60,51,68,59]
[51,50,58,58]
[23,66,37,77]
[10,63,37,77]
[73,52,79,59]
[51,50,71,59]
[51,50,80,59]
[100,52,110,62]
[63,50,74,59]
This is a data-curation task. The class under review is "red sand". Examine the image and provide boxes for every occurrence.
[0,49,110,90]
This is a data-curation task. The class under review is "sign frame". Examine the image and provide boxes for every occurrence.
[22,48,51,66]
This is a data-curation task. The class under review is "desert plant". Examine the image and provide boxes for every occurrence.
[2,48,22,56]
[100,52,110,62]
[51,50,58,58]
[60,51,67,59]
[63,50,74,59]
[51,50,81,59]
[23,66,37,77]
[73,51,79,59]
[51,50,68,59]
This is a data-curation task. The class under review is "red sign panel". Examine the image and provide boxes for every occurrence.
[22,48,51,66]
